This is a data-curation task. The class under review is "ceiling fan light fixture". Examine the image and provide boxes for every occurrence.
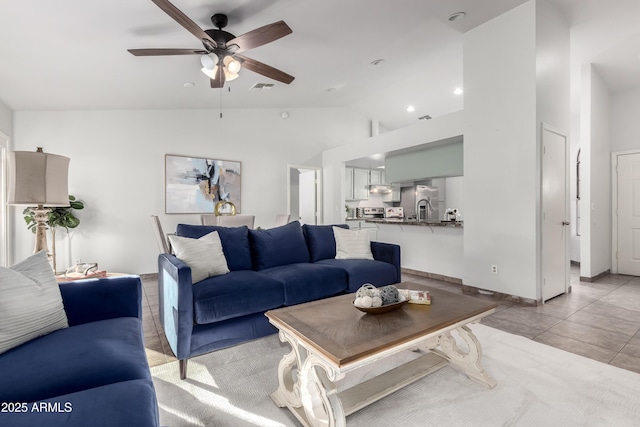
[224,56,242,74]
[200,54,217,70]
[201,66,218,79]
[223,68,239,81]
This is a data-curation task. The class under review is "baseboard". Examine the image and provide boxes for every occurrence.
[401,268,462,285]
[580,269,610,283]
[461,284,541,307]
[140,273,159,281]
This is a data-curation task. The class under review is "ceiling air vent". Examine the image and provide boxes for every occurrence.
[418,115,432,120]
[249,83,275,91]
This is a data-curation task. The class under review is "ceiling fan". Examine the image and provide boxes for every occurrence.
[128,0,294,88]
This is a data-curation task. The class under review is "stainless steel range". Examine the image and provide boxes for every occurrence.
[356,207,384,219]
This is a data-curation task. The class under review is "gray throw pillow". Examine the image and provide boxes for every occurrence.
[0,251,69,355]
[333,226,374,260]
[169,231,230,284]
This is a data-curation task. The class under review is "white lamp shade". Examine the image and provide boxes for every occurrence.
[8,151,70,206]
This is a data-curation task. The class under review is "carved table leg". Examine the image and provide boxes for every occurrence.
[434,325,497,388]
[271,331,346,427]
[271,331,303,409]
[300,354,346,427]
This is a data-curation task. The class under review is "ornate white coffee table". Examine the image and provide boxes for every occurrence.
[265,283,497,427]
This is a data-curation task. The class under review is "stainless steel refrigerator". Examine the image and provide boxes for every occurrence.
[415,185,439,222]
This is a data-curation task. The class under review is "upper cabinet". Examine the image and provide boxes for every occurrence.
[369,170,382,185]
[353,168,370,200]
[345,167,354,200]
[346,167,373,200]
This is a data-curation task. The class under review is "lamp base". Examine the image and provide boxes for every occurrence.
[31,205,53,266]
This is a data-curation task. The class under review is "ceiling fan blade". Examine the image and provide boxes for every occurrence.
[210,66,226,88]
[151,0,217,47]
[228,21,292,54]
[236,54,294,84]
[128,48,207,56]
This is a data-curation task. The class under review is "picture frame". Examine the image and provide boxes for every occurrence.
[165,154,241,214]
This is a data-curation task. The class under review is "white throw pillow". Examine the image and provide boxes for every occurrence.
[168,231,230,284]
[0,251,69,355]
[333,226,374,260]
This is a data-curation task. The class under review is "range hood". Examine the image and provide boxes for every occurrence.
[367,184,392,194]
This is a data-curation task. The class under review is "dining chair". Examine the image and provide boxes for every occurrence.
[150,215,171,254]
[201,214,255,229]
[274,214,291,227]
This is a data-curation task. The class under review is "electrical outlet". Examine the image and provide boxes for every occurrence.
[491,265,498,275]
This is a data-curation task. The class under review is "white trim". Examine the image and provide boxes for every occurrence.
[540,123,570,301]
[286,164,323,225]
[611,148,640,274]
[0,130,9,267]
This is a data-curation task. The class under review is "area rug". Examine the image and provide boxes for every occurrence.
[151,324,640,426]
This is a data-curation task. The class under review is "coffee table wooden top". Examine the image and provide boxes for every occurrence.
[266,282,497,367]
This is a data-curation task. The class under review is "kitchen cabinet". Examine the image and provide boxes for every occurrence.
[382,183,401,202]
[369,170,382,185]
[353,168,370,200]
[345,167,354,200]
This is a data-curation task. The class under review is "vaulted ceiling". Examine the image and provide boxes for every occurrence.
[0,0,639,131]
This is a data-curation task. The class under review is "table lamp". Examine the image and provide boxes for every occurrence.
[7,147,70,262]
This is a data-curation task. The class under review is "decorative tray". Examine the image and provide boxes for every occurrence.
[352,299,409,314]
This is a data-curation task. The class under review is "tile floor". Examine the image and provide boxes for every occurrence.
[140,266,640,374]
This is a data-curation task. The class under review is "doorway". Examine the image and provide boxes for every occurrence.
[612,150,640,275]
[0,131,9,267]
[287,165,322,225]
[541,125,569,301]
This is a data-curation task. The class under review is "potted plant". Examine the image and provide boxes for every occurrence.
[23,195,84,273]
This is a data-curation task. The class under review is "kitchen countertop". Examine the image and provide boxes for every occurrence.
[363,218,464,227]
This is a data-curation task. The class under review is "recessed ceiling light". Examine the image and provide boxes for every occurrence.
[448,12,466,22]
[406,105,415,112]
[370,59,385,66]
[453,87,464,95]
[183,82,195,88]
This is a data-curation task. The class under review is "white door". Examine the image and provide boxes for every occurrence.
[0,131,8,267]
[617,153,640,275]
[542,126,569,301]
[298,169,317,225]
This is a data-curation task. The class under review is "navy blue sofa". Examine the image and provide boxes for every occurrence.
[0,276,159,427]
[158,221,401,379]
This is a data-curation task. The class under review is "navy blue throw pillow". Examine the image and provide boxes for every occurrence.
[248,221,310,270]
[302,224,349,262]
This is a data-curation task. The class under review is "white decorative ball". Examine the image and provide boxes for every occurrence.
[360,295,373,308]
[372,296,382,307]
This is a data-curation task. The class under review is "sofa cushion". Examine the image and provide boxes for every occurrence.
[0,379,159,427]
[249,221,310,270]
[316,259,399,293]
[0,251,68,355]
[168,231,229,284]
[0,317,149,403]
[302,224,349,262]
[176,224,251,271]
[333,226,374,260]
[192,270,284,324]
[261,263,347,306]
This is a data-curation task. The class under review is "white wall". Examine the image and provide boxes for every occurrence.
[12,107,370,273]
[611,86,640,152]
[579,65,612,278]
[463,2,539,300]
[0,98,12,137]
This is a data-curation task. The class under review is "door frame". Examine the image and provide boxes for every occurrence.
[0,130,9,267]
[611,148,640,274]
[540,123,570,301]
[286,164,323,225]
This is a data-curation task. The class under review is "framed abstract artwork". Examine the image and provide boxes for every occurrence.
[165,154,241,214]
